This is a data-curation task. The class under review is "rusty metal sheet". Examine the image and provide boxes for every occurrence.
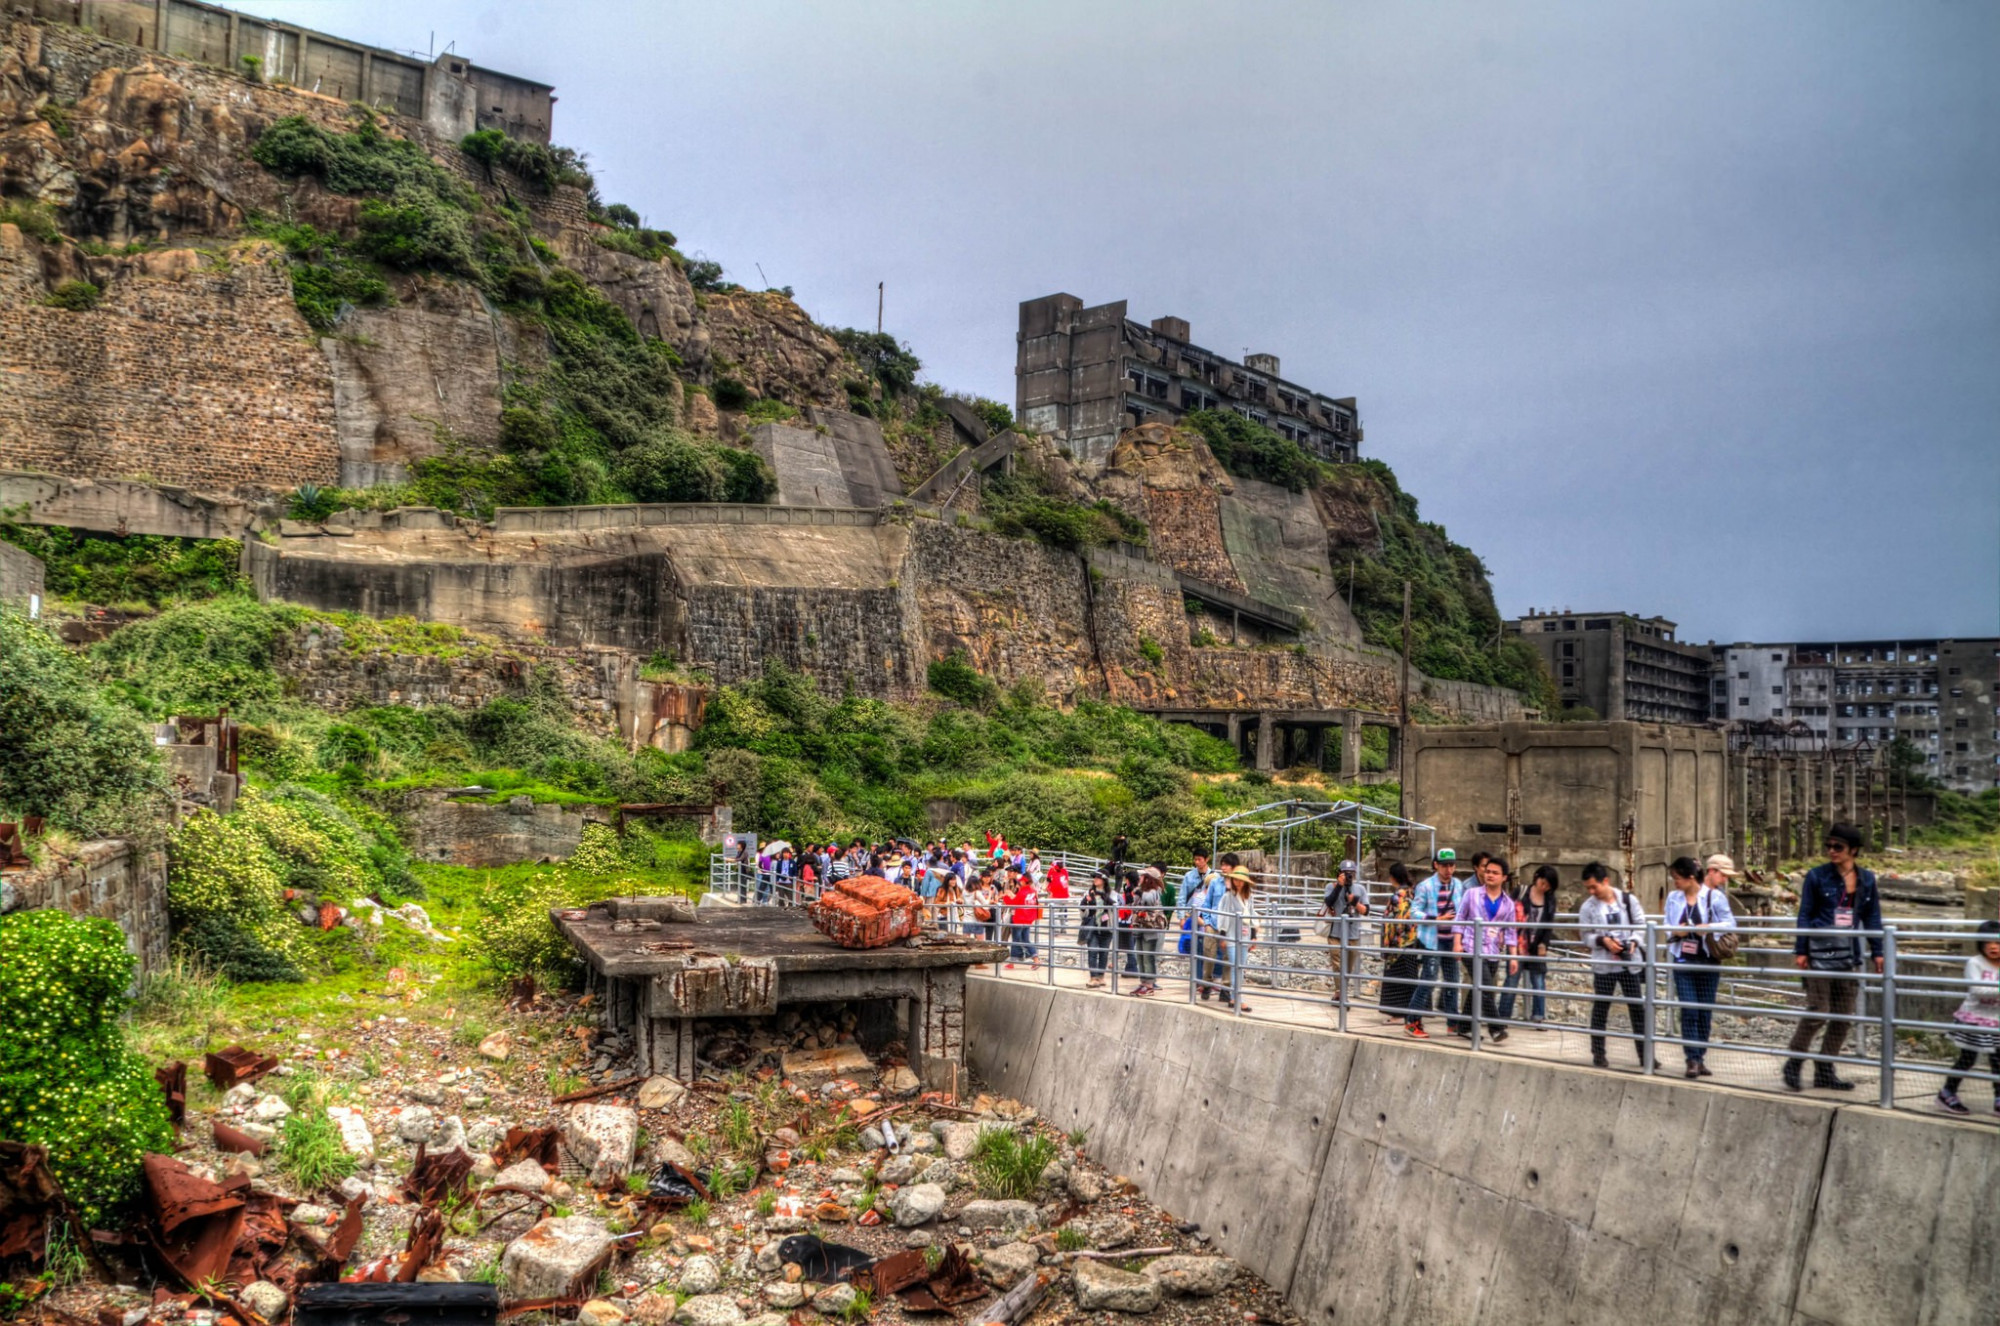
[202,1045,280,1091]
[663,955,777,1016]
[141,1154,247,1286]
[404,1145,474,1206]
[212,1121,267,1158]
[395,1206,446,1283]
[157,1062,188,1130]
[491,1126,558,1171]
[877,1242,986,1312]
[0,1142,61,1260]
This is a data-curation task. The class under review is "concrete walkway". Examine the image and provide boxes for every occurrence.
[978,946,1999,1123]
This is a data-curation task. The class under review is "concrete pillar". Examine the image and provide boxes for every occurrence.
[1256,713,1277,773]
[1340,712,1362,779]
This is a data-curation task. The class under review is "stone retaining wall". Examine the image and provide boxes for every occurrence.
[1,839,169,971]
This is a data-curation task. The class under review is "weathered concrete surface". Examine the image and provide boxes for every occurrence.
[0,539,44,609]
[2,839,168,971]
[400,790,603,866]
[0,471,265,539]
[966,977,1998,1326]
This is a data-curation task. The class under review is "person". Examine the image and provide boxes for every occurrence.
[1215,864,1259,1011]
[1045,858,1072,941]
[1453,855,1521,1042]
[1414,849,1467,1033]
[1377,863,1427,1037]
[1501,866,1559,1026]
[1321,860,1370,1007]
[967,873,1001,955]
[1081,871,1116,988]
[1108,833,1130,877]
[1195,855,1236,1001]
[1179,852,1212,981]
[1115,867,1143,981]
[1004,872,1040,969]
[1784,822,1884,1092]
[798,849,818,903]
[1127,868,1166,995]
[932,873,963,935]
[1578,862,1647,1068]
[1662,854,1738,1078]
[1935,920,2000,1116]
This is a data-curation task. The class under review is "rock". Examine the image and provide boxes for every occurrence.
[325,1107,375,1161]
[1066,1168,1105,1204]
[978,1242,1041,1289]
[903,1229,934,1248]
[828,1168,866,1185]
[406,1083,448,1106]
[578,1301,627,1326]
[395,1106,437,1143]
[417,1265,461,1283]
[881,1066,921,1096]
[500,1216,614,1301]
[337,1177,372,1204]
[291,1203,333,1226]
[811,1284,857,1316]
[675,1295,745,1326]
[429,1115,467,1153]
[1073,1259,1162,1313]
[779,1044,873,1084]
[471,1155,499,1182]
[1085,1215,1138,1249]
[477,1030,512,1061]
[859,1127,884,1150]
[905,1132,938,1154]
[889,1183,946,1227]
[941,1121,1009,1161]
[632,1294,677,1326]
[651,1136,700,1172]
[638,1075,687,1110]
[1038,1161,1065,1190]
[237,1122,278,1144]
[548,1181,576,1202]
[753,1242,783,1274]
[561,1103,639,1186]
[677,1254,722,1295]
[960,1200,1038,1232]
[221,1154,262,1181]
[762,1282,806,1309]
[490,1159,552,1194]
[222,1083,258,1110]
[1144,1255,1240,1298]
[879,1155,926,1186]
[239,1281,288,1321]
[248,1094,292,1123]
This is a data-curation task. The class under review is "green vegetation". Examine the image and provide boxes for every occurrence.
[1056,1225,1089,1252]
[0,525,245,609]
[459,129,595,194]
[1184,409,1320,493]
[42,279,101,311]
[0,198,62,244]
[0,910,177,1223]
[982,463,1146,550]
[829,328,922,395]
[275,1108,358,1191]
[972,1127,1058,1200]
[0,607,166,839]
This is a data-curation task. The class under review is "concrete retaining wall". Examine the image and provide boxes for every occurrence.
[966,978,1997,1326]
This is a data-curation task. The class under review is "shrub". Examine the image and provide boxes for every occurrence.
[0,911,177,1223]
[93,596,303,716]
[711,377,750,411]
[166,803,303,981]
[0,199,62,243]
[255,115,468,202]
[0,526,245,608]
[42,280,101,311]
[356,190,476,274]
[927,651,996,709]
[828,328,921,395]
[276,1110,357,1191]
[476,867,625,984]
[684,258,727,292]
[0,607,165,838]
[1182,409,1321,493]
[971,1128,1057,1200]
[567,822,624,874]
[616,433,724,503]
[289,259,390,331]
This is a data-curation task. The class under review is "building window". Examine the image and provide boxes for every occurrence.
[1772,686,1783,696]
[1738,697,1749,707]
[1562,643,1575,658]
[1771,653,1783,662]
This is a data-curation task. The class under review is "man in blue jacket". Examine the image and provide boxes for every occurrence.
[1783,822,1884,1092]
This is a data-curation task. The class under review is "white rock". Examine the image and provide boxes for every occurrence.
[239,1281,288,1321]
[248,1094,292,1123]
[337,1177,372,1204]
[978,1242,1041,1289]
[811,1284,857,1316]
[905,1132,938,1154]
[222,1083,258,1110]
[753,1242,783,1274]
[1073,1259,1161,1313]
[675,1295,745,1326]
[881,1066,921,1096]
[879,1155,927,1186]
[637,1075,687,1110]
[889,1182,946,1227]
[858,1127,884,1150]
[676,1254,721,1295]
[290,1203,333,1225]
[1144,1255,1239,1298]
[325,1107,375,1161]
[500,1216,614,1301]
[960,1200,1038,1232]
[762,1282,805,1309]
[490,1159,552,1194]
[561,1103,639,1187]
[477,1030,512,1061]
[1085,1215,1138,1249]
[1066,1168,1106,1203]
[429,1115,467,1153]
[577,1302,626,1326]
[395,1106,437,1143]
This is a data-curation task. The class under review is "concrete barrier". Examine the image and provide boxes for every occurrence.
[966,977,1998,1326]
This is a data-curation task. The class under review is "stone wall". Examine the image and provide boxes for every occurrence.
[1,839,169,971]
[907,520,1100,702]
[0,538,44,609]
[0,232,338,492]
[398,790,605,866]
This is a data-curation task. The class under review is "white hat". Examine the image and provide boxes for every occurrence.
[1703,854,1741,878]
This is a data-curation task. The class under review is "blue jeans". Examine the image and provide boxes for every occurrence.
[1674,965,1720,1064]
[1499,964,1547,1022]
[1412,949,1439,1014]
[1009,925,1036,962]
[1438,951,1465,1029]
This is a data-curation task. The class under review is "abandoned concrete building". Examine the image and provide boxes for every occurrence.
[24,0,555,142]
[1506,610,1714,726]
[1015,294,1363,467]
[1716,638,2000,794]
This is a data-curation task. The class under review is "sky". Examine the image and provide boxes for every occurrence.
[224,1,1999,644]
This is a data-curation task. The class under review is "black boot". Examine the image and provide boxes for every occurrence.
[1813,1065,1856,1091]
[1782,1058,1803,1091]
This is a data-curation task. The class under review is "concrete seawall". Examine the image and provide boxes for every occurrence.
[966,977,1997,1326]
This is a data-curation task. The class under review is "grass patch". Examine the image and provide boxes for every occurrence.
[1056,1226,1089,1252]
[971,1128,1057,1201]
[275,1110,358,1191]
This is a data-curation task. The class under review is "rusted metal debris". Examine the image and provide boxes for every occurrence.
[292,1196,366,1284]
[156,1062,188,1130]
[295,1282,500,1326]
[506,975,537,1008]
[140,1154,246,1287]
[348,1204,446,1283]
[809,878,925,949]
[551,1075,642,1105]
[867,1243,987,1312]
[202,1045,280,1091]
[212,1121,267,1159]
[0,1142,63,1261]
[490,1125,559,1172]
[403,1145,475,1207]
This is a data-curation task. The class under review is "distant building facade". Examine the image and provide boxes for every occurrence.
[1015,294,1362,467]
[29,0,555,143]
[1506,610,1714,726]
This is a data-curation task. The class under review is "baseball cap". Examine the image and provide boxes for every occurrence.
[1435,848,1457,863]
[1702,854,1741,878]
[1340,860,1358,874]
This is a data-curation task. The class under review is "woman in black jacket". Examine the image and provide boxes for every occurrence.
[1080,872,1116,989]
[1784,823,1883,1092]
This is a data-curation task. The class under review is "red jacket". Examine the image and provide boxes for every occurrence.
[1046,863,1070,898]
[1005,883,1041,926]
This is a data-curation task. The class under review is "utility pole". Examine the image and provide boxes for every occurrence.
[877,282,883,335]
[1398,580,1412,817]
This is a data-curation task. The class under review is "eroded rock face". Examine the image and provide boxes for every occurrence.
[500,1216,613,1301]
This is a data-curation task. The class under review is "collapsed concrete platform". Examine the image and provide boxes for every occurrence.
[553,897,1005,1091]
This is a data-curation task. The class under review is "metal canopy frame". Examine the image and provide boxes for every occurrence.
[1210,800,1436,885]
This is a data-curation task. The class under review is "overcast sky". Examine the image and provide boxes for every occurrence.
[229,1,1998,643]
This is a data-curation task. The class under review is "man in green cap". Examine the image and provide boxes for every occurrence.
[1411,848,1465,1034]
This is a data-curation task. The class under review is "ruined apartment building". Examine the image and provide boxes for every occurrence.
[1506,610,1714,727]
[1015,294,1362,467]
[1717,638,2000,794]
[27,0,554,142]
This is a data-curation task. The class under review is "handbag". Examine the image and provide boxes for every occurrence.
[973,906,994,923]
[1312,912,1334,939]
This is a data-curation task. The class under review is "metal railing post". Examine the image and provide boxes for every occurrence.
[1641,922,1657,1076]
[1045,908,1054,986]
[1337,915,1350,1034]
[1469,915,1482,1051]
[1878,926,1898,1110]
[1110,903,1122,996]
